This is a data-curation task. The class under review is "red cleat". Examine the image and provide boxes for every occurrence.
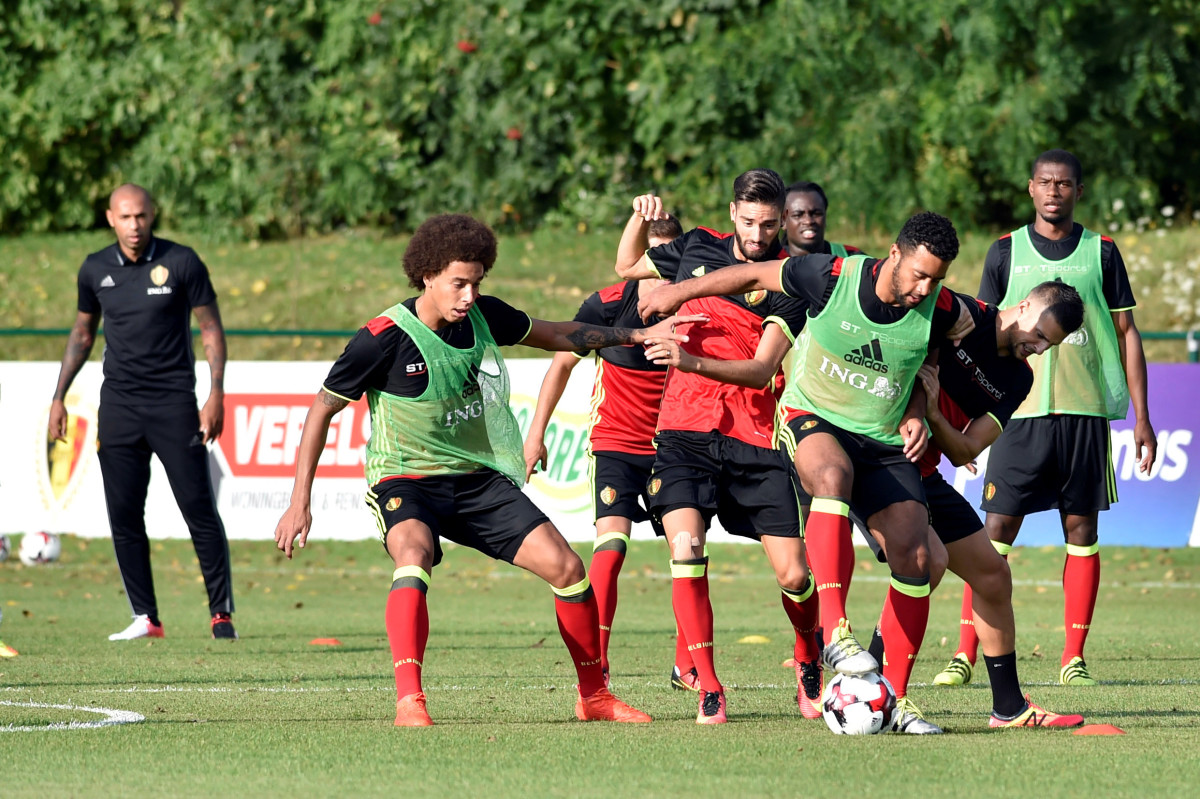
[990,695,1084,728]
[394,692,434,727]
[575,687,652,723]
[796,659,823,719]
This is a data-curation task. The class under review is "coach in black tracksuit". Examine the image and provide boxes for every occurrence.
[48,184,237,641]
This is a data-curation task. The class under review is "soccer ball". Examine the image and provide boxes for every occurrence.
[0,534,10,562]
[18,532,62,566]
[822,671,898,735]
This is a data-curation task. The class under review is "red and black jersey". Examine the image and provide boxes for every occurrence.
[646,227,806,449]
[917,303,1034,477]
[572,281,668,456]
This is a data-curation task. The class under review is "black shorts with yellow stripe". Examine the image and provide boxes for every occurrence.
[980,415,1116,516]
[366,469,549,567]
[591,451,665,536]
[647,429,801,539]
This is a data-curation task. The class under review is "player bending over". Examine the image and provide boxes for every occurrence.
[866,281,1087,729]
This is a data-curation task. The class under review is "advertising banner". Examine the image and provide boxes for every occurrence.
[2,360,1196,547]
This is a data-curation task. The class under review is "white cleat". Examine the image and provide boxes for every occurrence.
[822,620,879,675]
[893,697,943,734]
[108,614,165,641]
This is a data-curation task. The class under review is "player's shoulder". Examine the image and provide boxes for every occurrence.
[596,281,630,304]
[694,225,733,242]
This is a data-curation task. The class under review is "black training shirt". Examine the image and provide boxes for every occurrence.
[323,296,532,400]
[978,223,1135,310]
[76,237,217,404]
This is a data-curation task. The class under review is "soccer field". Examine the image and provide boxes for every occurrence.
[2,538,1198,798]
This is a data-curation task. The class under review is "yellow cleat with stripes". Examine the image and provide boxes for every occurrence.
[932,654,973,686]
[1059,656,1098,686]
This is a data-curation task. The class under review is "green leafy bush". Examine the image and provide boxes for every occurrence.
[0,0,1196,237]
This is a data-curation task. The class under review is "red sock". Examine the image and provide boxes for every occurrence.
[554,582,606,697]
[806,497,854,632]
[1063,545,1100,664]
[589,532,629,672]
[879,574,931,699]
[674,614,695,674]
[780,579,820,662]
[671,557,721,693]
[955,583,979,665]
[386,568,431,700]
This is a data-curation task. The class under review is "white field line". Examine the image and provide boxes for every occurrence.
[0,700,144,732]
[4,678,1199,699]
[38,562,1200,591]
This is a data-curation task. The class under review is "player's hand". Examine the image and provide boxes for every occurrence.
[964,459,978,475]
[1134,418,1157,474]
[274,503,313,560]
[640,313,707,344]
[523,437,548,481]
[199,390,225,444]
[644,338,697,371]
[48,399,69,442]
[631,193,669,221]
[948,296,976,345]
[639,283,688,320]
[899,417,928,463]
[917,364,941,416]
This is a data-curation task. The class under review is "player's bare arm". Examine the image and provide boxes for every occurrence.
[523,351,580,479]
[645,320,792,390]
[193,302,227,443]
[638,260,786,320]
[521,313,705,352]
[917,364,1001,467]
[274,389,350,559]
[48,310,100,442]
[614,194,669,279]
[1113,308,1156,472]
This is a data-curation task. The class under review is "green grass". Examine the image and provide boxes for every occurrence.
[2,539,1198,798]
[2,219,1197,362]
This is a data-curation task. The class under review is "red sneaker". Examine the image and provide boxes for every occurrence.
[575,687,652,723]
[989,695,1084,729]
[696,689,727,725]
[394,692,434,727]
[796,659,823,719]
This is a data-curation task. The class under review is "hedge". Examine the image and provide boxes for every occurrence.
[0,0,1196,237]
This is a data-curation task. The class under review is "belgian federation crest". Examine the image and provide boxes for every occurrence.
[984,482,996,502]
[149,265,169,286]
[744,290,767,306]
[600,486,617,506]
[647,478,662,496]
[386,497,403,511]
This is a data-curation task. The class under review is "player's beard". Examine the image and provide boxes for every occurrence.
[735,230,773,262]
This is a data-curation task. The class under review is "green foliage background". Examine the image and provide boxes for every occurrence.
[1,0,1197,238]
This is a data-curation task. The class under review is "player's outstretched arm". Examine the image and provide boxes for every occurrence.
[917,364,999,466]
[638,261,784,320]
[1113,309,1156,472]
[520,313,706,352]
[614,194,669,279]
[524,352,580,480]
[48,310,100,442]
[275,390,349,559]
[193,302,227,443]
[645,320,792,389]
